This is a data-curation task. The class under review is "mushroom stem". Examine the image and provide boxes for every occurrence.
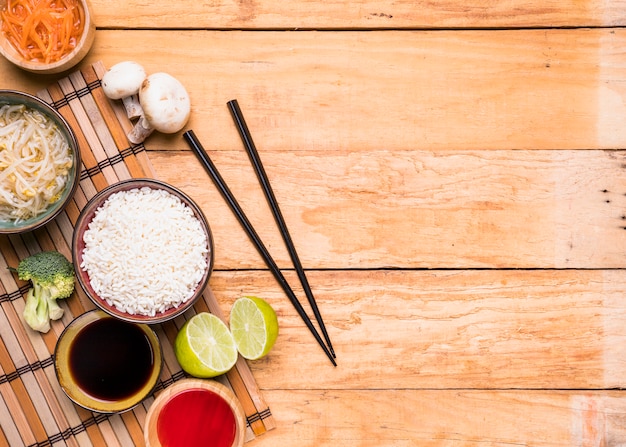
[122,95,143,120]
[125,72,191,144]
[127,116,154,145]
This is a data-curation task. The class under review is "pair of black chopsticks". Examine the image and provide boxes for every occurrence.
[183,100,336,366]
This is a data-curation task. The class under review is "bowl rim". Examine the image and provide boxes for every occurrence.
[0,89,82,234]
[143,378,246,447]
[0,0,96,74]
[72,178,215,324]
[54,309,164,414]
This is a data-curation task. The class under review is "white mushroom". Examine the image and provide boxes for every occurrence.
[127,72,191,144]
[101,61,147,119]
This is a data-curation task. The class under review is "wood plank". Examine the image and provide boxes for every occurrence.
[0,22,622,447]
[87,0,626,29]
[207,269,626,390]
[150,149,626,270]
[245,389,626,446]
[2,29,626,152]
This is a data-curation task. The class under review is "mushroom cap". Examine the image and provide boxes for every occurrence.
[139,72,191,134]
[101,61,147,99]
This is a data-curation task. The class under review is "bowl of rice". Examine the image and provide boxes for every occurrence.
[0,90,81,234]
[72,178,214,324]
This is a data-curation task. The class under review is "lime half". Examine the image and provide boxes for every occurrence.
[230,296,279,360]
[174,313,238,378]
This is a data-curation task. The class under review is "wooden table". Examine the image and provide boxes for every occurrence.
[1,0,626,445]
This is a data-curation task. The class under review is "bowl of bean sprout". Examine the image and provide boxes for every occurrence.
[0,90,81,234]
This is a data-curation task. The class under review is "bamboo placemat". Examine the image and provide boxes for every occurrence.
[0,61,275,447]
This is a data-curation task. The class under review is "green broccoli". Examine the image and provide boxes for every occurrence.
[12,251,76,333]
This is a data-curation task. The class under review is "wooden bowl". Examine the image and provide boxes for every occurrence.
[144,379,246,447]
[0,0,96,74]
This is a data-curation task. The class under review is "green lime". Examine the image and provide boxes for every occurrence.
[174,312,238,378]
[230,296,279,360]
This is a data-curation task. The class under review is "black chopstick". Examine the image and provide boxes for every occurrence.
[227,99,336,359]
[183,130,337,367]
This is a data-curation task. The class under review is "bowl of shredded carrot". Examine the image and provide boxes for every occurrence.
[0,0,96,74]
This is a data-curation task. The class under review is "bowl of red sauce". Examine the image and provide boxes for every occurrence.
[0,0,96,74]
[145,378,246,447]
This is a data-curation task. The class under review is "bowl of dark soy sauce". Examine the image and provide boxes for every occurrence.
[55,309,163,413]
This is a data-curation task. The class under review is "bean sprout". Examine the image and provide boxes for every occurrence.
[0,104,73,222]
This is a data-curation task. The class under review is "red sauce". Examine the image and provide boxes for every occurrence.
[156,388,237,447]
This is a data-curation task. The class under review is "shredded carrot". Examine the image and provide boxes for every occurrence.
[1,0,84,64]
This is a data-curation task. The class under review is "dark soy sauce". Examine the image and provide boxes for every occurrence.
[68,317,154,401]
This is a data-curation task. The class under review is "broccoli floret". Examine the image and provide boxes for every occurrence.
[13,251,75,333]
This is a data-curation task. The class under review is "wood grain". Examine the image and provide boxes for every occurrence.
[107,29,626,152]
[208,269,626,390]
[148,149,626,270]
[250,389,626,446]
[86,0,626,29]
[2,29,626,152]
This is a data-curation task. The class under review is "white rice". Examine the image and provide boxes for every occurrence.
[80,186,209,317]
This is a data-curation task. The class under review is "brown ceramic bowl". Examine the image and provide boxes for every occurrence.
[0,90,81,234]
[0,0,96,74]
[55,309,163,413]
[72,178,214,324]
[144,378,246,447]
